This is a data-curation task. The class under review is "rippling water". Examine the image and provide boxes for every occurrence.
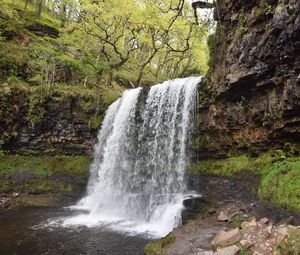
[0,207,151,255]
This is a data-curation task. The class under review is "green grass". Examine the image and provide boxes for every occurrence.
[0,154,91,195]
[259,158,300,211]
[189,150,300,212]
[188,153,273,176]
[144,235,175,255]
[0,154,91,178]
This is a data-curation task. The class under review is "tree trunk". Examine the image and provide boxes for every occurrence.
[24,0,30,15]
[36,0,44,18]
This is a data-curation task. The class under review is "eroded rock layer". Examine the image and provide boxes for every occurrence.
[197,0,300,158]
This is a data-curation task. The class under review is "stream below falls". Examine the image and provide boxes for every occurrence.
[0,207,151,255]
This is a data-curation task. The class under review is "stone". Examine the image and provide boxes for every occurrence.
[198,251,214,255]
[211,228,242,248]
[276,226,289,242]
[208,208,217,215]
[196,0,300,159]
[263,225,273,236]
[218,210,229,222]
[240,240,253,249]
[215,245,240,255]
[12,192,19,198]
[252,251,263,255]
[248,220,258,228]
[259,217,269,224]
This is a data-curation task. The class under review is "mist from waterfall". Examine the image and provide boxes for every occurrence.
[63,77,201,237]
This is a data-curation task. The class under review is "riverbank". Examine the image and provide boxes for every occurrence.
[0,154,91,210]
[145,168,300,255]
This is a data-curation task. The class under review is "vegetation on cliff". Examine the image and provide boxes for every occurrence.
[0,0,209,88]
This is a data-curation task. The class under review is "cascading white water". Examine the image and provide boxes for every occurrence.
[64,77,201,237]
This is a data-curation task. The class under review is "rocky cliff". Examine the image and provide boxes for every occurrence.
[196,0,300,158]
[0,85,103,155]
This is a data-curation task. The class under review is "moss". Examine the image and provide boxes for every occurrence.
[0,181,14,192]
[144,235,176,255]
[192,135,208,150]
[14,194,64,208]
[229,213,243,228]
[88,114,103,130]
[65,184,73,193]
[188,153,272,176]
[99,84,123,105]
[26,92,47,124]
[23,181,65,194]
[275,227,300,255]
[0,154,91,178]
[259,158,300,212]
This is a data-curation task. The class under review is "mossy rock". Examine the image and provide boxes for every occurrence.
[25,18,59,38]
[144,235,176,255]
[13,194,65,208]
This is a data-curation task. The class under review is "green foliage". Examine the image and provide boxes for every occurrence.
[192,135,208,150]
[207,33,216,57]
[0,140,5,157]
[88,114,103,130]
[236,8,247,37]
[144,235,175,255]
[0,0,210,87]
[26,92,46,124]
[238,246,251,255]
[275,227,300,255]
[14,194,64,208]
[188,153,273,176]
[259,158,300,211]
[229,213,243,228]
[0,154,91,178]
[99,84,123,105]
[264,3,277,16]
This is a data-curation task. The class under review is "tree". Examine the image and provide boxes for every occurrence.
[70,0,208,86]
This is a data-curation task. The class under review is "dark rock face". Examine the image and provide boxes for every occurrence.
[0,89,98,155]
[197,0,300,158]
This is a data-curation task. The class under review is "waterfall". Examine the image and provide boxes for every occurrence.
[64,77,201,237]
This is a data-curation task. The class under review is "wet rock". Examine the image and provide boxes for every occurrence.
[211,228,241,248]
[182,196,212,224]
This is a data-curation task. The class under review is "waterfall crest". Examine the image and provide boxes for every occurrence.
[64,77,201,237]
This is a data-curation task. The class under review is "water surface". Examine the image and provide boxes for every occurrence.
[0,207,151,255]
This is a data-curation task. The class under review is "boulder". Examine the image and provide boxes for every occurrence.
[218,210,229,222]
[259,217,269,224]
[276,226,289,242]
[211,228,241,248]
[240,239,253,249]
[263,225,273,236]
[215,245,240,255]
